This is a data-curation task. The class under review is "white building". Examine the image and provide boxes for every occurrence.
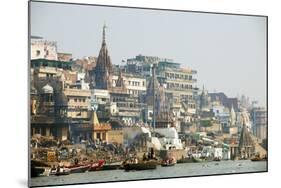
[112,73,146,96]
[31,36,58,60]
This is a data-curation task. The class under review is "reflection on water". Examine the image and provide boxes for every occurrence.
[31,160,267,187]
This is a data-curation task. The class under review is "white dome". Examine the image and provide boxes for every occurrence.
[41,84,53,94]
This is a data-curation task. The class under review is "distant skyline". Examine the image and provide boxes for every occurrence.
[30,2,267,107]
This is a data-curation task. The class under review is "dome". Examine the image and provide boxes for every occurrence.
[41,84,53,94]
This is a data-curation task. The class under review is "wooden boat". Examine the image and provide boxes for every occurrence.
[101,162,122,170]
[55,167,71,176]
[124,161,157,171]
[31,167,45,177]
[251,156,267,162]
[213,157,221,162]
[65,164,90,173]
[177,157,203,163]
[31,160,50,177]
[161,157,176,167]
[88,160,105,171]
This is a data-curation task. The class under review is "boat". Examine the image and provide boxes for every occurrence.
[177,157,203,163]
[124,160,157,171]
[251,156,267,162]
[31,166,46,177]
[161,157,176,167]
[31,160,50,177]
[55,167,71,176]
[213,157,221,162]
[88,160,105,171]
[101,162,122,170]
[65,164,90,173]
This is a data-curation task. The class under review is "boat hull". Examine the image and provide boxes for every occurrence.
[66,165,90,173]
[124,161,157,171]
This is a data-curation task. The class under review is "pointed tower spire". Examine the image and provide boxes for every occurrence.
[102,23,107,46]
[230,104,236,126]
[116,69,126,88]
[94,24,113,89]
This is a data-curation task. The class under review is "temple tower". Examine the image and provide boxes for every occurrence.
[238,115,255,159]
[94,24,113,89]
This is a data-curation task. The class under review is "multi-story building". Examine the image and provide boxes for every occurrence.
[157,60,198,115]
[125,55,172,78]
[31,58,72,140]
[251,107,267,141]
[31,56,93,142]
[112,73,146,96]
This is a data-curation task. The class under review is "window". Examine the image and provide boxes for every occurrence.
[36,50,40,56]
[96,133,101,139]
[102,133,106,140]
[83,99,86,102]
[74,98,77,102]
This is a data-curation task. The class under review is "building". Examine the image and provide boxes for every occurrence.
[112,73,146,96]
[211,105,230,130]
[199,86,211,112]
[157,60,198,115]
[209,92,239,112]
[238,117,255,159]
[57,52,73,62]
[91,111,111,143]
[31,36,58,60]
[31,54,93,142]
[125,55,166,77]
[31,59,73,141]
[110,71,143,126]
[59,85,92,142]
[92,24,113,89]
[31,83,69,141]
[251,107,267,141]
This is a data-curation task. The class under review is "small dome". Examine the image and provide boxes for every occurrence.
[41,84,53,94]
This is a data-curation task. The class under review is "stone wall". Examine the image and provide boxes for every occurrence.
[159,149,187,160]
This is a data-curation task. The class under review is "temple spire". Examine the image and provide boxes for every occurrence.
[102,23,107,46]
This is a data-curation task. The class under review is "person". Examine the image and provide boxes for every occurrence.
[143,153,147,161]
[134,157,138,164]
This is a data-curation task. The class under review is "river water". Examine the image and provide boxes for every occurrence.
[30,160,267,187]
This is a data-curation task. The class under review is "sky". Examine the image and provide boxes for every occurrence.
[30,1,267,107]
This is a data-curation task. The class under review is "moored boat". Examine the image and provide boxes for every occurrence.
[88,160,105,171]
[65,164,90,173]
[124,160,157,171]
[31,160,50,177]
[101,162,122,170]
[161,157,176,167]
[251,156,267,162]
[177,157,203,163]
[213,157,221,162]
[55,167,71,176]
[31,167,46,177]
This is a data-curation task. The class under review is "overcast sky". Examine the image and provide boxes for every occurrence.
[30,1,267,107]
